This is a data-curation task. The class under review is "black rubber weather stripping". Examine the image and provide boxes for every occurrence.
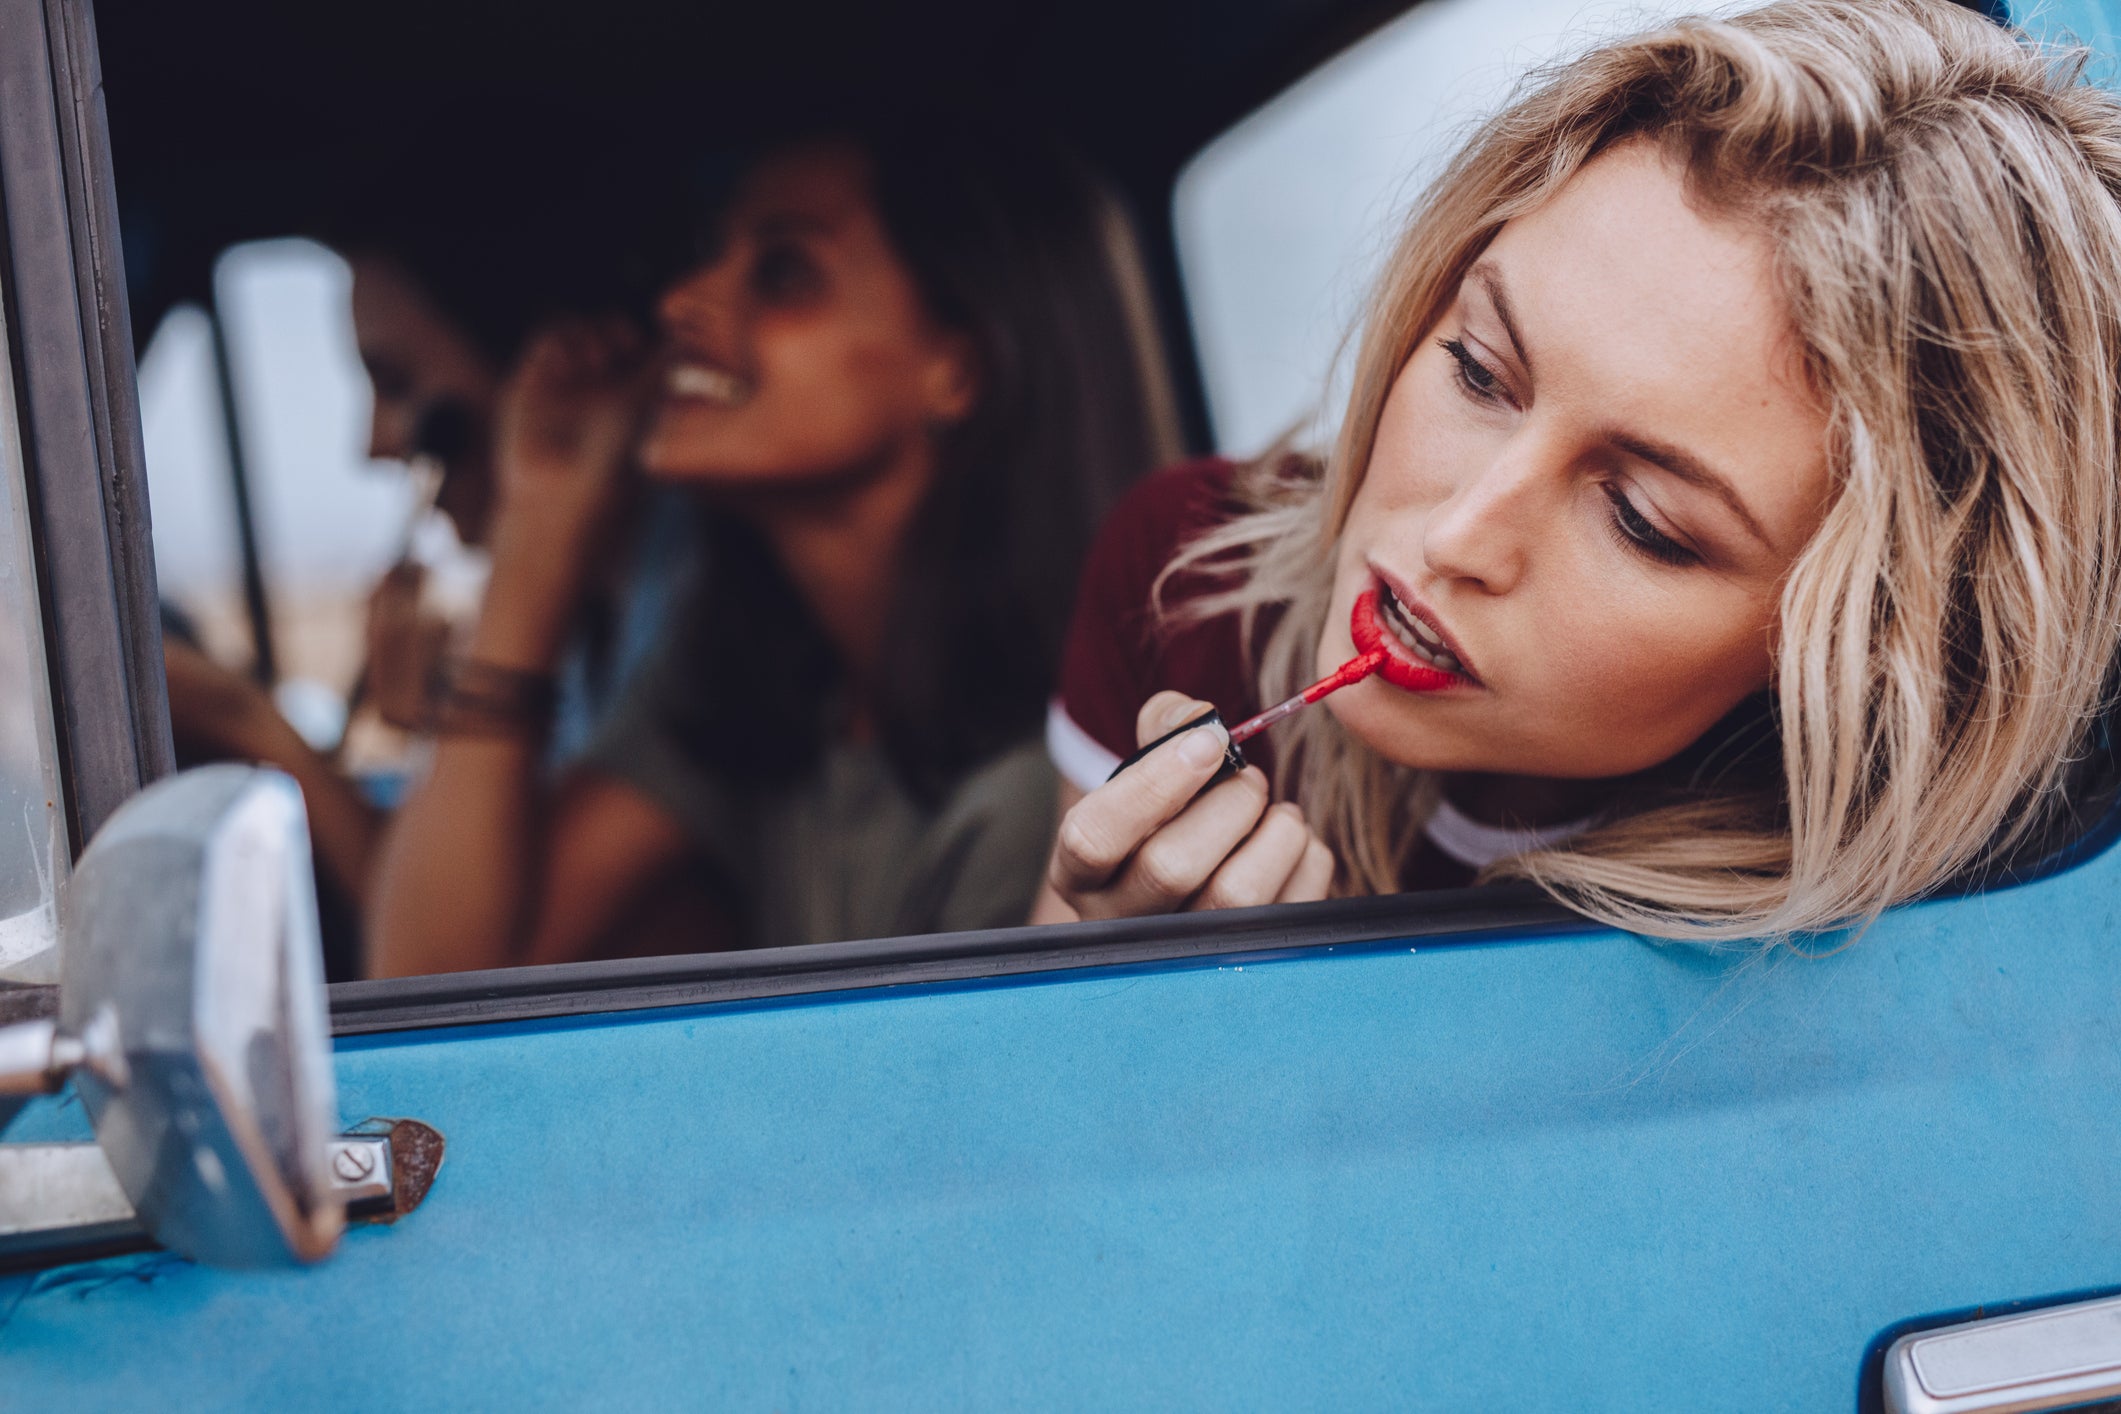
[329,884,1582,1035]
[329,787,2121,1039]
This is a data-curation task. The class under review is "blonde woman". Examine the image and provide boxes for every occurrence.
[1036,0,2121,940]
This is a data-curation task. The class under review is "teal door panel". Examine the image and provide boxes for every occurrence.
[4,828,2119,1411]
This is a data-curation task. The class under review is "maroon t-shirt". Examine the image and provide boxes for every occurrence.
[1048,457,1480,891]
[1050,458,1278,789]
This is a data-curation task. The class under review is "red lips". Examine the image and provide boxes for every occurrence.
[1350,588,1464,693]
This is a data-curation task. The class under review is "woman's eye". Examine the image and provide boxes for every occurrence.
[751,242,822,303]
[1440,338,1506,405]
[1601,483,1698,567]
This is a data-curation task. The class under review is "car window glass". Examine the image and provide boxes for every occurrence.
[0,279,69,984]
[1173,0,1695,456]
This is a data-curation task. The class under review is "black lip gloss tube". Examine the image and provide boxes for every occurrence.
[1105,708,1247,789]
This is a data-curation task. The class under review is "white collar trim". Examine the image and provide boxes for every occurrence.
[1423,796,1591,869]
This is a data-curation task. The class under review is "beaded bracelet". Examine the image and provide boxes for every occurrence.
[426,657,559,739]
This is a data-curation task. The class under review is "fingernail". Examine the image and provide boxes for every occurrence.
[1177,725,1228,768]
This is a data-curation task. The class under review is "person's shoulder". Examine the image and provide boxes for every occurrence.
[1097,456,1242,560]
[1071,455,1241,635]
[1057,457,1265,781]
[1072,456,1243,627]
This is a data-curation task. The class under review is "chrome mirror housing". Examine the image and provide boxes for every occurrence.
[55,765,343,1265]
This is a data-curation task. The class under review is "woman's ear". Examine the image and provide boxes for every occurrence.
[922,330,982,427]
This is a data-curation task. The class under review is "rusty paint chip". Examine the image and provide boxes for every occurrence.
[346,1117,445,1224]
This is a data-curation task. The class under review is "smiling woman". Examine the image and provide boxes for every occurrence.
[1038,0,2121,940]
[368,122,1177,975]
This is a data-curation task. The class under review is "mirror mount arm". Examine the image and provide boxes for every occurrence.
[0,1132,406,1273]
[0,1006,126,1096]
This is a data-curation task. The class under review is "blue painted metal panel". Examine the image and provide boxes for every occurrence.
[3,828,2119,1411]
[2037,0,2121,57]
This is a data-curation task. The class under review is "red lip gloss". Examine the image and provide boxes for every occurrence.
[1350,587,1463,693]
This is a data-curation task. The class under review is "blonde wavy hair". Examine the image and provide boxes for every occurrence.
[1166,0,2121,940]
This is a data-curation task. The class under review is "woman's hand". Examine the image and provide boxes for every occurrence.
[164,638,382,906]
[490,316,651,571]
[1046,691,1337,920]
[478,317,653,670]
[163,638,290,764]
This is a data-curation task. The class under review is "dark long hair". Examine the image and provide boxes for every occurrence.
[320,101,672,365]
[668,123,1178,802]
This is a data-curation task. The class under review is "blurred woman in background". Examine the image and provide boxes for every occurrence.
[369,122,1178,973]
[160,120,677,979]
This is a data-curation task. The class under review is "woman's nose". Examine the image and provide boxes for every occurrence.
[657,255,740,335]
[1420,438,1554,596]
[369,400,412,464]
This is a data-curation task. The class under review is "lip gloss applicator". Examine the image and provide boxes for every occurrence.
[1106,633,1389,784]
[1226,645,1388,745]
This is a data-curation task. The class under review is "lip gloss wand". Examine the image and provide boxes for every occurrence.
[1107,646,1388,784]
[1226,646,1388,745]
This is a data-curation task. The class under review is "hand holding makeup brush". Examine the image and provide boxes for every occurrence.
[1044,690,1337,921]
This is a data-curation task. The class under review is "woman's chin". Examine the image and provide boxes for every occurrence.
[636,442,779,486]
[1324,670,1560,777]
[1323,682,1464,772]
[637,411,767,482]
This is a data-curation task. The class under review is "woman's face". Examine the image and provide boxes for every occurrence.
[639,143,977,490]
[1321,141,1832,780]
[348,255,500,540]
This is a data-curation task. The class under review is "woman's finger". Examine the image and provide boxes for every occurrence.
[1087,766,1271,916]
[1274,833,1337,905]
[1048,716,1238,895]
[1189,801,1311,912]
[1135,689,1211,747]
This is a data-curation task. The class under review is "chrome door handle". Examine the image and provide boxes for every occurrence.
[1884,1294,2121,1413]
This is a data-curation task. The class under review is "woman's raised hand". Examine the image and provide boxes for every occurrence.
[470,317,654,672]
[491,316,652,563]
[1047,691,1337,920]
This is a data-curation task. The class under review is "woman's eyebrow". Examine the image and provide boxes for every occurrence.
[1606,430,1772,549]
[1469,263,1533,375]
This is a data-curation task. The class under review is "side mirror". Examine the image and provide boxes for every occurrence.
[48,765,343,1265]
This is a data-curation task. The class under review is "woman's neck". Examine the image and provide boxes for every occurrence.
[747,437,936,707]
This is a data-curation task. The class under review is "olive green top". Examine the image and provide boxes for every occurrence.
[582,678,1057,949]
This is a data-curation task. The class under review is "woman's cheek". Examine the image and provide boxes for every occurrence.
[1544,601,1769,767]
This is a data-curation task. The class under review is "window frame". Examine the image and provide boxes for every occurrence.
[330,886,1582,1034]
[0,0,171,860]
